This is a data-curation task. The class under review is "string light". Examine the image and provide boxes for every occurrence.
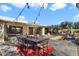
[34,3,44,24]
[15,3,30,20]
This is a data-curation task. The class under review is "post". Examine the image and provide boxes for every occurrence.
[42,27,45,35]
[0,23,5,42]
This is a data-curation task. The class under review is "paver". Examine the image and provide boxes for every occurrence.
[49,40,78,56]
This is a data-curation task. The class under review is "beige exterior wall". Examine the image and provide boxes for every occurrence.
[0,22,5,42]
[0,20,47,37]
[23,26,29,35]
[26,26,29,35]
[1,21,38,35]
[42,27,45,35]
[0,22,28,35]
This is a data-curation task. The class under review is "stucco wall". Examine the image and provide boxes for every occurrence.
[0,22,4,42]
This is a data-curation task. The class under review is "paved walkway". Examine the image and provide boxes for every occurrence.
[50,36,63,40]
[77,46,79,56]
[49,40,78,56]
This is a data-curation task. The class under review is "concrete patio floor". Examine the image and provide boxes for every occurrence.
[49,40,78,56]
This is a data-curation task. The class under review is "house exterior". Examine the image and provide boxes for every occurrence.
[0,16,50,42]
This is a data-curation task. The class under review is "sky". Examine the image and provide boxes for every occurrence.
[0,3,79,26]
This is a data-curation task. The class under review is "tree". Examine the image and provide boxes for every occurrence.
[60,21,73,29]
[74,22,79,29]
[51,25,60,34]
[76,3,79,9]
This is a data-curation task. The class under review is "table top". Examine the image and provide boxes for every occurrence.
[17,35,48,43]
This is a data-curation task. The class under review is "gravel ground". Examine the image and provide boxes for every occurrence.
[0,37,21,56]
[0,44,21,56]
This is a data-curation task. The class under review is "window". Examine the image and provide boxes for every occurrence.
[45,28,49,34]
[0,24,2,30]
[7,25,23,35]
[29,27,33,35]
